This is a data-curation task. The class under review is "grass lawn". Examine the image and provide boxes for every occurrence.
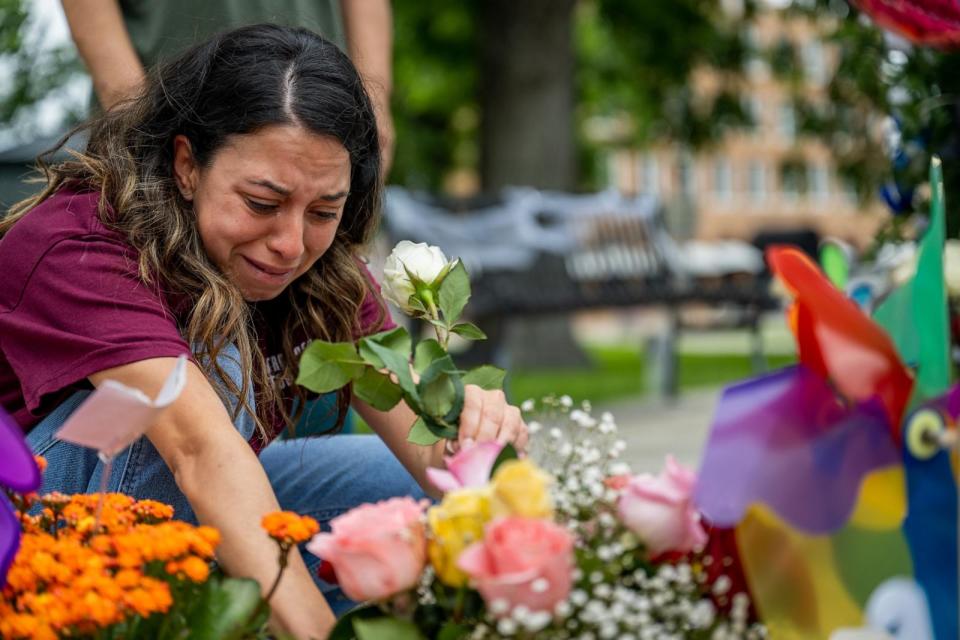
[505,344,796,405]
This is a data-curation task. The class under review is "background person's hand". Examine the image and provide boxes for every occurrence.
[457,385,528,452]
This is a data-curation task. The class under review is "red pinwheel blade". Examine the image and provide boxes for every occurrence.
[768,247,914,439]
[853,0,960,49]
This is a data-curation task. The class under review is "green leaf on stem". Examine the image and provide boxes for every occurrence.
[437,622,472,640]
[358,327,412,369]
[408,417,442,445]
[185,577,263,640]
[406,295,428,314]
[417,354,460,417]
[432,259,458,287]
[449,322,486,340]
[364,341,418,400]
[414,338,446,373]
[328,605,382,640]
[354,617,426,640]
[352,368,403,411]
[437,261,470,325]
[296,341,366,393]
[462,365,506,390]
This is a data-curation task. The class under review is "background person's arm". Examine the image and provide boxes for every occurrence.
[61,0,145,109]
[341,0,395,174]
[89,358,333,640]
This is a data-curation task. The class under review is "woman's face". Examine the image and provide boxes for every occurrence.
[173,124,352,301]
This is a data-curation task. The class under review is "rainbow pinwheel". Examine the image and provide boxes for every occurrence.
[852,0,960,49]
[695,159,957,639]
[0,408,40,585]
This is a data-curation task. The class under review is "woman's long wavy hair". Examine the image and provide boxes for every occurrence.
[0,24,386,441]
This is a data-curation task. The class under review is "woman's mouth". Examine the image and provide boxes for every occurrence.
[242,256,295,282]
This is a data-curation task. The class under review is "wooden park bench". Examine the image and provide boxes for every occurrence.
[383,187,779,398]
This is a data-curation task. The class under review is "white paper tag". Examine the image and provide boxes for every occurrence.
[55,356,187,456]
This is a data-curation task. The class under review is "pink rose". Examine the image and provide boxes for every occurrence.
[306,497,426,602]
[426,441,505,493]
[457,516,574,616]
[617,455,707,556]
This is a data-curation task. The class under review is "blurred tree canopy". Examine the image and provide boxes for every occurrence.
[782,0,960,237]
[0,0,83,148]
[392,0,756,192]
[1,0,755,195]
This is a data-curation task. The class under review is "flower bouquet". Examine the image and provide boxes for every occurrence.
[293,241,764,639]
[309,398,763,640]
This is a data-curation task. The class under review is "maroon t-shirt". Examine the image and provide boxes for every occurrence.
[0,187,393,450]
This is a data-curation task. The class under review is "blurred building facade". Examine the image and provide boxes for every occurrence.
[604,7,888,248]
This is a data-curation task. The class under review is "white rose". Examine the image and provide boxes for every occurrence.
[382,241,450,313]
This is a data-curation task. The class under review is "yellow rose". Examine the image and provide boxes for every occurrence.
[427,488,492,586]
[490,459,553,519]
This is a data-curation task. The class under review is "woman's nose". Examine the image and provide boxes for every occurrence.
[266,214,305,260]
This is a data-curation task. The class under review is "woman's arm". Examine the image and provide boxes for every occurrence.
[60,0,145,109]
[353,384,528,497]
[89,358,333,640]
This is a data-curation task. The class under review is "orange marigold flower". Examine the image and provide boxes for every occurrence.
[179,556,211,582]
[131,499,174,522]
[262,511,320,545]
[33,455,47,473]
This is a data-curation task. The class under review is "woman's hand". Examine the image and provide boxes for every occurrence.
[456,385,528,452]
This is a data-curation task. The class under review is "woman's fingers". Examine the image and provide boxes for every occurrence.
[458,386,483,447]
[457,385,528,452]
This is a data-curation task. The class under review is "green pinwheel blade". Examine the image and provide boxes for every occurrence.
[875,157,951,400]
[820,243,849,291]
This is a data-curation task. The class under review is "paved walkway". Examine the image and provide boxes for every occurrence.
[596,387,722,473]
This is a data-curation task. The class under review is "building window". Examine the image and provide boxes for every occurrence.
[779,102,796,143]
[638,154,660,196]
[748,161,767,203]
[802,41,827,86]
[679,152,696,198]
[713,158,733,201]
[781,161,806,202]
[744,96,764,132]
[808,163,829,202]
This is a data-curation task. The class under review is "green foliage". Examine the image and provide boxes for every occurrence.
[352,368,403,411]
[296,341,365,393]
[391,0,480,189]
[392,0,755,190]
[184,577,267,640]
[0,0,85,141]
[461,365,506,391]
[407,417,442,446]
[784,0,960,237]
[414,338,447,373]
[449,322,486,340]
[578,0,754,146]
[354,617,426,640]
[437,261,470,325]
[358,327,412,370]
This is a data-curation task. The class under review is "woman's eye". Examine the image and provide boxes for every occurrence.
[245,198,278,213]
[309,210,339,221]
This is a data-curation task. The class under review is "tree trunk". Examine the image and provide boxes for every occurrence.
[480,0,577,190]
[477,0,588,370]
